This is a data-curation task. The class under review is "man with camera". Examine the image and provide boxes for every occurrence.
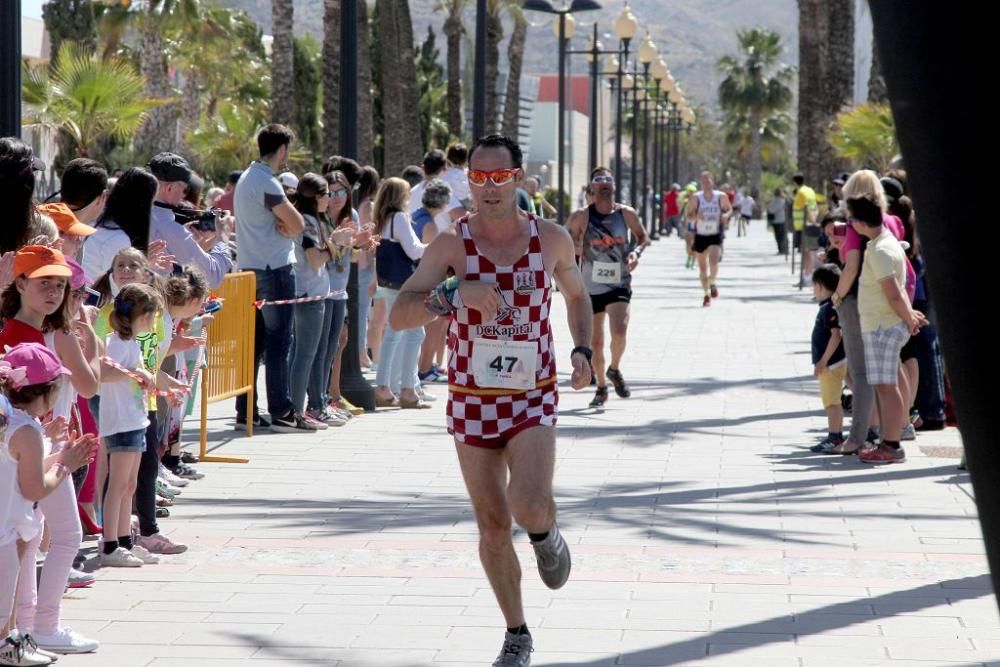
[149,152,234,288]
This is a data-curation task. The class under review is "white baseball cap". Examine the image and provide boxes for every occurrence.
[278,172,299,190]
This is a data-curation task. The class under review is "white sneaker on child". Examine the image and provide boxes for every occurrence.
[99,547,143,568]
[30,627,99,654]
[157,462,189,488]
[129,545,160,564]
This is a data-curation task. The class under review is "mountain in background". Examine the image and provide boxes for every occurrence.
[217,0,799,112]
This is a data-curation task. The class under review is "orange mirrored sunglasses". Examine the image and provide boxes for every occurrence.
[468,168,520,187]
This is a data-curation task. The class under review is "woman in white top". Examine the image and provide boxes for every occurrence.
[81,167,158,280]
[372,178,429,409]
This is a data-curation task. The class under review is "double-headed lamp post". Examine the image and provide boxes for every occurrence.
[621,70,634,203]
[649,56,668,240]
[566,23,626,175]
[659,70,676,201]
[613,5,638,202]
[635,35,657,231]
[668,88,683,185]
[524,0,602,225]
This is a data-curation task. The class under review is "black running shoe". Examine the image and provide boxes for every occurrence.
[606,367,631,398]
[589,386,608,407]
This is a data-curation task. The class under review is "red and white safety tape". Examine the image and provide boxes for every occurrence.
[254,289,346,309]
[101,356,190,400]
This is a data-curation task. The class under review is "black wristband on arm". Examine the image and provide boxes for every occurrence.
[571,346,593,362]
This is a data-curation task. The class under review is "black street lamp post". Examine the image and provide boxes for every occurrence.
[630,35,656,223]
[337,0,375,412]
[564,23,628,175]
[1,0,21,137]
[640,93,650,235]
[629,64,639,210]
[648,59,667,240]
[524,0,602,226]
[650,97,662,239]
[671,105,681,187]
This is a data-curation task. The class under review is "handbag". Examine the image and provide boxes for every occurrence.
[375,210,416,289]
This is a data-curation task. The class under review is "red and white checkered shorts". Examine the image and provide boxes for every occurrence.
[447,380,559,448]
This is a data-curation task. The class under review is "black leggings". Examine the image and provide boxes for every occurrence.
[135,411,161,537]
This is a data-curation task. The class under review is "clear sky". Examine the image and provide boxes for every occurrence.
[24,0,45,19]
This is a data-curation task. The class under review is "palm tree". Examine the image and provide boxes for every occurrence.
[322,0,341,156]
[378,0,423,176]
[718,28,794,192]
[828,103,898,173]
[501,4,527,141]
[172,6,268,127]
[868,44,888,104]
[22,42,172,158]
[416,26,450,151]
[271,0,295,125]
[357,0,375,166]
[724,110,792,171]
[823,0,853,178]
[435,0,467,140]
[797,0,825,187]
[41,0,97,64]
[188,101,268,184]
[167,6,233,144]
[484,0,505,133]
[133,1,182,158]
[825,0,853,116]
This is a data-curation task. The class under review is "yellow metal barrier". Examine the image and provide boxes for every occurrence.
[199,271,255,463]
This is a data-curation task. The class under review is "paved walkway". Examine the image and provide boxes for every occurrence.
[63,222,993,666]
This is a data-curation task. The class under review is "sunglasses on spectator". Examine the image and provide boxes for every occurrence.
[591,175,615,184]
[330,189,349,198]
[468,168,520,187]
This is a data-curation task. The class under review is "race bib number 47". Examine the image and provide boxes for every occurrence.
[471,338,537,390]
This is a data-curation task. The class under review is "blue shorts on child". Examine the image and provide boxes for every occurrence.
[105,428,146,453]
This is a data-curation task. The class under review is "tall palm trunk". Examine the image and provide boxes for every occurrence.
[357,0,375,166]
[501,11,526,141]
[868,44,888,103]
[443,5,464,140]
[796,0,824,187]
[378,0,423,176]
[322,0,341,156]
[394,0,423,164]
[484,4,503,134]
[271,0,295,125]
[134,18,178,158]
[824,0,854,178]
[179,66,200,156]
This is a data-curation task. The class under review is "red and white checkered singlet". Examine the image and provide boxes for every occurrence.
[448,215,555,391]
[446,215,558,444]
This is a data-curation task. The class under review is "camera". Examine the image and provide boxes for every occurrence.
[173,207,221,232]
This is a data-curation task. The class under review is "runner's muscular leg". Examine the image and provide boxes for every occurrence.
[605,301,630,371]
[455,441,524,628]
[505,425,557,537]
[697,251,710,290]
[709,244,722,283]
[591,311,608,386]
